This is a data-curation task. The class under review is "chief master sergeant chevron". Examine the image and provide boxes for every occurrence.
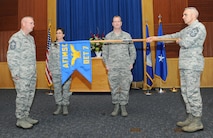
[147,7,207,132]
[7,16,38,129]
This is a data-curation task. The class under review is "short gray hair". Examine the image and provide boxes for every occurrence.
[185,7,199,18]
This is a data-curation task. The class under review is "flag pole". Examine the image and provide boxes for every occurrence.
[45,85,54,96]
[45,22,53,96]
[143,24,148,91]
[144,23,153,95]
[131,82,140,90]
[90,38,177,43]
[144,36,150,94]
[157,14,166,94]
[158,80,166,93]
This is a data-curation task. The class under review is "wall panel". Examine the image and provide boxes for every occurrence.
[18,0,48,29]
[32,30,48,61]
[0,31,16,62]
[188,0,213,22]
[170,0,188,23]
[203,22,213,57]
[18,0,47,61]
[0,0,18,31]
[153,0,213,58]
[153,0,187,24]
[0,0,47,62]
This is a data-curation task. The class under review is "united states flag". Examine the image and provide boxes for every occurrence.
[45,28,52,86]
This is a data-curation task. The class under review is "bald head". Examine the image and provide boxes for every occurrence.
[21,16,35,35]
[21,16,33,25]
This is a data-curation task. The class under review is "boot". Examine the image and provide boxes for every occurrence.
[177,114,193,127]
[53,105,62,115]
[182,116,204,132]
[16,118,33,129]
[111,104,119,117]
[63,105,68,115]
[25,117,39,125]
[120,105,128,117]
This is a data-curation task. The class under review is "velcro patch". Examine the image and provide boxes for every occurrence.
[10,40,16,50]
[190,27,199,37]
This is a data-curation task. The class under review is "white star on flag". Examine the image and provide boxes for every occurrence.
[158,54,165,62]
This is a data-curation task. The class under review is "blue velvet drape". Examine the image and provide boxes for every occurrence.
[57,0,143,81]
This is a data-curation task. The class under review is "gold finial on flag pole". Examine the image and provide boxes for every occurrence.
[158,14,162,23]
[48,19,52,28]
[145,19,148,25]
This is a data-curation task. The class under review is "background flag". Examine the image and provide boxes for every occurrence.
[145,24,154,87]
[45,27,53,86]
[60,40,92,84]
[155,21,168,81]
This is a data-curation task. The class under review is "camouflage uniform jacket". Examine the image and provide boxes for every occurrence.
[7,30,36,79]
[49,42,61,75]
[159,20,206,71]
[102,31,136,69]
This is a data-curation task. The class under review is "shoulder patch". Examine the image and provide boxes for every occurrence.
[9,40,16,50]
[190,27,199,37]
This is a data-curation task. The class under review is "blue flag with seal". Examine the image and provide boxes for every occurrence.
[155,21,168,81]
[145,24,154,87]
[60,40,92,84]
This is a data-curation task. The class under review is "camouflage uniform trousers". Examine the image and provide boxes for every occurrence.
[108,68,133,106]
[52,74,72,106]
[13,73,36,119]
[180,69,203,117]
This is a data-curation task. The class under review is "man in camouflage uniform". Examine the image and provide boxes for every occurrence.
[7,16,38,129]
[147,7,206,132]
[49,28,72,115]
[102,16,136,117]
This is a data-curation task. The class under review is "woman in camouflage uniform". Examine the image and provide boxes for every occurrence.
[49,28,72,115]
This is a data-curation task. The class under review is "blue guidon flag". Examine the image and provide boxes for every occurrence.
[60,40,92,84]
[155,21,168,81]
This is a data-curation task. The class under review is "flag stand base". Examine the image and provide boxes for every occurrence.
[131,82,141,90]
[144,90,152,96]
[45,90,54,96]
[158,88,166,93]
[170,87,178,92]
[45,86,54,96]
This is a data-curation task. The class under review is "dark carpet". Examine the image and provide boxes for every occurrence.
[0,88,213,138]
